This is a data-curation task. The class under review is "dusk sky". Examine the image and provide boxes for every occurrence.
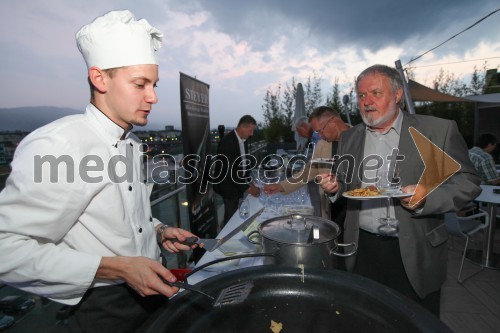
[0,0,499,130]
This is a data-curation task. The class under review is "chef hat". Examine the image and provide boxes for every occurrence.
[76,10,163,70]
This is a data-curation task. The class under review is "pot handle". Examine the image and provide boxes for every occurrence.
[247,230,261,245]
[331,242,357,257]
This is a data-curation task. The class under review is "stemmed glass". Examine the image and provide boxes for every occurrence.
[376,163,401,236]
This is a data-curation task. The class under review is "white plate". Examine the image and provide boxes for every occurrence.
[311,158,335,164]
[342,191,414,200]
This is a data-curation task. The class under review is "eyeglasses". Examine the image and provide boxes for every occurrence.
[315,116,334,135]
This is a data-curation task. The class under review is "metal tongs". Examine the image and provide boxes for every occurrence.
[162,207,265,252]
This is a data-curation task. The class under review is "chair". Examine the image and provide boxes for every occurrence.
[444,207,489,283]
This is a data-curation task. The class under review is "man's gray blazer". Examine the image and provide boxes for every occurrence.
[336,112,481,298]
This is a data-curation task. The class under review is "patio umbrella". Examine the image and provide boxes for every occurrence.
[293,83,307,151]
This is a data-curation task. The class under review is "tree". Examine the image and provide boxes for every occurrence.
[261,83,294,143]
[262,77,307,143]
[281,77,297,131]
[303,71,323,115]
[469,63,487,95]
[325,78,342,113]
[262,84,282,127]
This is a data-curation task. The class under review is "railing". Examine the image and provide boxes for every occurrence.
[150,184,190,268]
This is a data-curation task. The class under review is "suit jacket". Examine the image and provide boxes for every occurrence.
[214,130,250,199]
[280,139,333,218]
[336,112,481,298]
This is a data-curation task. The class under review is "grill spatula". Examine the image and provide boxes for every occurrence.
[164,280,254,307]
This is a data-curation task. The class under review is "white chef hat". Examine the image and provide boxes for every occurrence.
[76,10,163,70]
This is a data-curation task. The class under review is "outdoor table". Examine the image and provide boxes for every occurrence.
[466,185,500,269]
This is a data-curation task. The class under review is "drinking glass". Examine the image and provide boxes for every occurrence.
[376,164,401,235]
[251,168,268,204]
[239,198,250,219]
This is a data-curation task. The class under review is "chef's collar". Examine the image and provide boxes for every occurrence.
[86,103,132,142]
[234,129,246,143]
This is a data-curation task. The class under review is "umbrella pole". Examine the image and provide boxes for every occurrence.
[395,60,416,115]
[342,95,352,125]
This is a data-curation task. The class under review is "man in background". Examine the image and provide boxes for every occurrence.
[294,115,320,152]
[468,133,500,185]
[214,115,260,225]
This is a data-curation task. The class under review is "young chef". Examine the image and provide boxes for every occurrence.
[0,10,197,332]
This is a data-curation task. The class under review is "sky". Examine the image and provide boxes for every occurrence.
[0,0,499,131]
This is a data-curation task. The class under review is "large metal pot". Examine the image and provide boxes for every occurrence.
[138,266,452,333]
[249,214,356,269]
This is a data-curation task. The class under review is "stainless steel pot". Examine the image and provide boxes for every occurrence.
[249,214,356,269]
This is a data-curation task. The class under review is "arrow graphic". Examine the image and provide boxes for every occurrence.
[408,127,461,207]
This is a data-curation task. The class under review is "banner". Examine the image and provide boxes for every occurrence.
[179,73,217,261]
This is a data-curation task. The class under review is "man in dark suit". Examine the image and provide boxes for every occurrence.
[214,115,260,225]
[318,64,481,316]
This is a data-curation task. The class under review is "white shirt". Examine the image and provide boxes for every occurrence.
[358,110,403,234]
[234,129,247,170]
[0,104,161,305]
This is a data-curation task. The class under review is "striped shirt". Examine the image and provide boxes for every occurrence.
[468,146,499,184]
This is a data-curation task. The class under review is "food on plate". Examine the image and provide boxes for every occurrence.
[345,186,381,197]
[270,320,283,333]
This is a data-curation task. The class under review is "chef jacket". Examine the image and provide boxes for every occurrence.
[0,104,162,305]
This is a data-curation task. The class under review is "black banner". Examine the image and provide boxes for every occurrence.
[179,73,217,261]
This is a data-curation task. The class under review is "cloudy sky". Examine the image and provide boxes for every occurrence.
[0,0,499,130]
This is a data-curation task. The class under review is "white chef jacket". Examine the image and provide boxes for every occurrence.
[0,104,162,305]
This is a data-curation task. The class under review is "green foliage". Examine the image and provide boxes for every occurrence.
[281,77,297,128]
[263,117,289,143]
[304,71,323,115]
[261,73,325,143]
[325,77,343,113]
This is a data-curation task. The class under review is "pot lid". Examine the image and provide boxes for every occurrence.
[258,214,340,244]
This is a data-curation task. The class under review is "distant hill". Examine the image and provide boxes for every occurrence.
[0,106,82,131]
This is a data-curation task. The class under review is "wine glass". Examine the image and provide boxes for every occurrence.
[251,168,267,204]
[376,163,401,236]
[239,198,249,219]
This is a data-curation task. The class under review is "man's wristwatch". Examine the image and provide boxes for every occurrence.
[157,224,169,244]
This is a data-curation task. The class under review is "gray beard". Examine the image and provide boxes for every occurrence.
[361,106,398,129]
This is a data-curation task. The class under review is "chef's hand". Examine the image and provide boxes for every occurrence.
[97,256,180,297]
[263,183,284,195]
[316,173,339,194]
[399,184,426,211]
[157,226,198,253]
[247,183,260,197]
